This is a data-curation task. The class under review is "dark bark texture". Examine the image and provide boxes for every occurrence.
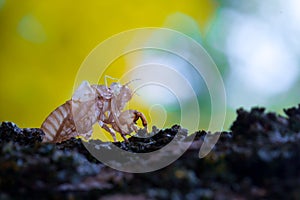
[1,105,300,199]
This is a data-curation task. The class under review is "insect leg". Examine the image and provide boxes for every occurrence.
[133,111,148,128]
[120,132,129,142]
[99,121,117,142]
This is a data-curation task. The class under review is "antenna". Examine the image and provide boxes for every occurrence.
[125,78,141,86]
[132,88,141,97]
[126,79,142,97]
[104,75,119,87]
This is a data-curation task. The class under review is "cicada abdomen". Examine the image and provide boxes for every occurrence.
[41,100,96,143]
[41,101,77,143]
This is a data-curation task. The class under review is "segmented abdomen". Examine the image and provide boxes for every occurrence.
[41,101,77,143]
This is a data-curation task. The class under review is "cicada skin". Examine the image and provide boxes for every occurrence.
[41,81,147,143]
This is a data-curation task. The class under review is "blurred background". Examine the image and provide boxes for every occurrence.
[0,0,299,131]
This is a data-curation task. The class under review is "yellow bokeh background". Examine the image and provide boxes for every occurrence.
[0,0,216,129]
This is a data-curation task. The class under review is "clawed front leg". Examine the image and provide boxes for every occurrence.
[101,110,148,142]
[120,110,148,139]
[133,111,148,131]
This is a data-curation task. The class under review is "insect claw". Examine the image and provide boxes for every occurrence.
[135,111,148,127]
